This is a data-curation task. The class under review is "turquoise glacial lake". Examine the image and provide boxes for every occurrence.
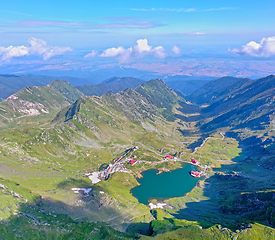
[131,164,200,205]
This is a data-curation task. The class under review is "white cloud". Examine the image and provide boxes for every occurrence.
[231,36,275,57]
[0,45,29,60]
[84,50,98,58]
[134,39,152,52]
[100,47,126,57]
[0,38,73,61]
[172,46,181,55]
[97,39,169,63]
[28,37,73,60]
[151,46,167,59]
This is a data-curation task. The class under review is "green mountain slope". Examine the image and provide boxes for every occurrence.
[0,80,83,128]
[1,76,275,239]
[187,76,252,104]
[0,78,186,236]
[200,75,275,130]
[48,80,84,104]
[0,74,95,102]
[197,75,275,175]
[76,77,145,96]
[0,74,56,101]
[56,79,181,125]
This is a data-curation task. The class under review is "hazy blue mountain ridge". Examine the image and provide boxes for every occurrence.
[200,75,275,130]
[166,80,210,96]
[187,76,252,104]
[76,77,145,97]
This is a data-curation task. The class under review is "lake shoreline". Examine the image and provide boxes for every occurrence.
[131,163,200,205]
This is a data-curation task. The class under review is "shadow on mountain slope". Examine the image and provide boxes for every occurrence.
[177,102,201,115]
[0,194,137,239]
[174,114,200,123]
[169,151,275,231]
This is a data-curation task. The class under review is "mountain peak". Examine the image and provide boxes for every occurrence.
[54,78,183,125]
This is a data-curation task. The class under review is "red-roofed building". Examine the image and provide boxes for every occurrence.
[166,155,173,159]
[129,159,137,165]
[191,159,199,165]
[190,171,201,177]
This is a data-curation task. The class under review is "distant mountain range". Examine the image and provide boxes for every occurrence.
[0,74,54,101]
[0,74,92,101]
[0,76,178,129]
[164,75,215,82]
[166,80,210,96]
[15,66,164,84]
[0,73,148,101]
[187,76,252,104]
[0,72,217,101]
[3,74,272,132]
[76,77,145,96]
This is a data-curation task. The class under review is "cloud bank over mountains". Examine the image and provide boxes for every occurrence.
[85,39,180,63]
[1,35,275,65]
[0,38,181,63]
[0,38,73,61]
[231,36,275,57]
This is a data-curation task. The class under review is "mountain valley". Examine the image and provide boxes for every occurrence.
[0,75,275,239]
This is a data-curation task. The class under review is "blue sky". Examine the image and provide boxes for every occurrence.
[1,0,274,46]
[0,0,275,78]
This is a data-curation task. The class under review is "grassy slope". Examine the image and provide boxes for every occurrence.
[48,80,84,103]
[0,79,184,230]
[200,75,275,131]
[143,221,275,240]
[0,78,275,239]
[0,74,55,101]
[0,80,83,129]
